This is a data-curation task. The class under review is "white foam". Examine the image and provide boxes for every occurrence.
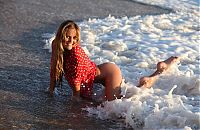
[42,0,200,129]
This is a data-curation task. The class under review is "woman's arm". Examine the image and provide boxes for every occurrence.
[49,40,57,95]
[71,83,82,101]
[72,83,80,96]
[49,78,56,96]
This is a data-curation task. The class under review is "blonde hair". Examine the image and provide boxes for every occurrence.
[52,20,80,86]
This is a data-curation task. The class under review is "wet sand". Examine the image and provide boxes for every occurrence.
[0,0,172,129]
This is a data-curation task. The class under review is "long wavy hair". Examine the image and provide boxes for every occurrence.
[51,20,80,86]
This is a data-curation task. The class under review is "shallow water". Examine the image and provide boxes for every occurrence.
[0,0,199,130]
[0,0,174,129]
[43,0,200,129]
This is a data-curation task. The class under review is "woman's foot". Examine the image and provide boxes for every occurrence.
[137,56,179,88]
[157,56,179,73]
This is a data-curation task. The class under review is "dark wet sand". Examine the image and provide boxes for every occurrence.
[0,0,172,129]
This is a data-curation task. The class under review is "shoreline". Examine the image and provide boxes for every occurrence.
[0,0,173,129]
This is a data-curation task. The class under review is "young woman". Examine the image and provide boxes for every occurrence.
[49,20,179,101]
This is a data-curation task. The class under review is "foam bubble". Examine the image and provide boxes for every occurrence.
[42,0,199,128]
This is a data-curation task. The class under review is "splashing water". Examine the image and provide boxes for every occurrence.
[42,0,200,129]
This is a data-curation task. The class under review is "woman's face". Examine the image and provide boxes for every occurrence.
[62,28,78,50]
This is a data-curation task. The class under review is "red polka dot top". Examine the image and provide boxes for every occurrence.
[63,44,96,99]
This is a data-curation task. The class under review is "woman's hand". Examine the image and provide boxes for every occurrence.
[71,90,81,102]
[45,87,54,97]
[49,88,54,97]
[71,95,82,102]
[49,79,56,96]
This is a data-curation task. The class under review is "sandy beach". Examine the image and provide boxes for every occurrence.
[0,0,172,129]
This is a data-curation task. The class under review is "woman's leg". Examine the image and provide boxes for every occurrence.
[138,56,179,88]
[94,63,122,101]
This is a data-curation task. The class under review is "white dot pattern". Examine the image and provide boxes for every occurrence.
[63,45,96,99]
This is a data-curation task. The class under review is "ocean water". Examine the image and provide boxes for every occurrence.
[43,0,200,129]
